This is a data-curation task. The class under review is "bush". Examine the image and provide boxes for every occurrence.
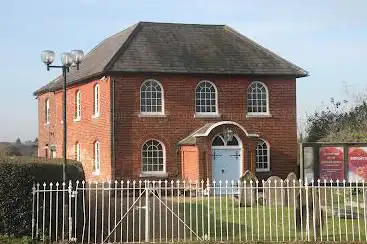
[0,156,85,236]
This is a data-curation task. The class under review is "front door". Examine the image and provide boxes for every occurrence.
[212,148,241,182]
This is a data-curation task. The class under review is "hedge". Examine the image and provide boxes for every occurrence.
[0,156,85,236]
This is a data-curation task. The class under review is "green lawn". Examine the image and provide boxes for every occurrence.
[178,197,367,242]
[0,235,40,244]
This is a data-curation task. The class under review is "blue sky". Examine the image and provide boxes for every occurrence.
[0,0,366,142]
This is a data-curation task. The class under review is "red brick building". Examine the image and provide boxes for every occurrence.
[34,22,307,181]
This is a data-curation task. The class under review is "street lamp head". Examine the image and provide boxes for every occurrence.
[61,52,74,67]
[71,50,84,64]
[41,50,55,65]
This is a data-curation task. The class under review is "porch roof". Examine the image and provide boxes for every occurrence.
[179,121,259,145]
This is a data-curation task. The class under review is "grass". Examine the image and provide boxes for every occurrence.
[178,196,367,242]
[0,235,40,244]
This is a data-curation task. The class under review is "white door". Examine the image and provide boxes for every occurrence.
[212,148,241,182]
[211,133,242,195]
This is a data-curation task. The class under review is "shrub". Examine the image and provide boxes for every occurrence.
[0,156,85,236]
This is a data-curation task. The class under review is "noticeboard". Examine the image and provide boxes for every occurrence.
[301,142,367,182]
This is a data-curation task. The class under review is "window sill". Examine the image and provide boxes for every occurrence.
[194,113,221,118]
[256,169,270,173]
[91,113,100,119]
[92,171,100,176]
[140,172,168,178]
[73,117,81,122]
[138,113,166,118]
[246,113,272,118]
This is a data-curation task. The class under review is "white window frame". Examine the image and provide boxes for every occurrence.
[141,139,166,176]
[255,139,270,172]
[45,98,50,124]
[93,141,100,174]
[92,84,100,117]
[140,79,164,115]
[247,81,270,116]
[195,80,218,116]
[75,142,81,162]
[74,90,81,121]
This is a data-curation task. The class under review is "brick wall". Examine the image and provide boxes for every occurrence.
[112,73,297,180]
[37,77,112,181]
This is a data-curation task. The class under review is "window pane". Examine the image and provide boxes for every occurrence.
[248,82,268,113]
[142,140,164,172]
[195,81,216,113]
[140,80,163,113]
[212,136,225,146]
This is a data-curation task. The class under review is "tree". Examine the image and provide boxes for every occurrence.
[305,98,347,142]
[15,137,21,145]
[305,98,367,142]
[0,144,21,157]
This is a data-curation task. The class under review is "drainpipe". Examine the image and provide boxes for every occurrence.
[110,77,116,181]
[174,143,181,179]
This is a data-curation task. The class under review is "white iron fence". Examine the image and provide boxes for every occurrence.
[32,179,367,243]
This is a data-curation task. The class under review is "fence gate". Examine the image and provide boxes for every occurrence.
[32,179,367,243]
[32,180,203,243]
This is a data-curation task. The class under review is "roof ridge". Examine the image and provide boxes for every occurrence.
[33,23,139,96]
[223,25,309,77]
[103,22,142,72]
[139,21,225,27]
[81,23,139,70]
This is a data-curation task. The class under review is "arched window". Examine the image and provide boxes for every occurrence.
[93,141,100,173]
[75,90,81,120]
[45,98,50,124]
[195,81,217,114]
[75,142,81,162]
[255,139,270,172]
[247,81,268,114]
[140,79,163,114]
[212,133,239,146]
[141,140,165,172]
[93,84,100,116]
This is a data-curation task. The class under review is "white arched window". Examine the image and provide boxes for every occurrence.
[93,84,100,116]
[93,141,100,173]
[141,140,165,173]
[74,90,81,120]
[45,98,50,124]
[255,139,270,172]
[140,79,163,114]
[195,80,217,114]
[212,133,240,146]
[75,142,81,162]
[247,81,269,114]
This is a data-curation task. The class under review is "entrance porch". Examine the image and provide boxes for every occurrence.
[179,121,259,182]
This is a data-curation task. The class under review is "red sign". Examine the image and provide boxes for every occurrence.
[319,147,344,181]
[348,147,367,181]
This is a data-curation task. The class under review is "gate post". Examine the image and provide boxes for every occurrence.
[145,181,150,242]
[68,181,73,241]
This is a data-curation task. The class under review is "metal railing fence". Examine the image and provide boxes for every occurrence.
[32,179,367,243]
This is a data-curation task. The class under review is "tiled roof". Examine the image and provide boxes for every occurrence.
[34,22,308,95]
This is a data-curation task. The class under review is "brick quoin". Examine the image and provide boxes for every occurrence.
[38,73,297,181]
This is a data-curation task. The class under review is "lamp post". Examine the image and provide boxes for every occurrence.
[41,50,84,182]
